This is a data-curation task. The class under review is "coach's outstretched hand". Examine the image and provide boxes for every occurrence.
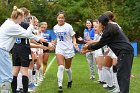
[81,44,92,54]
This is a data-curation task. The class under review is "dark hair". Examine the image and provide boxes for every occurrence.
[57,11,65,17]
[104,11,115,22]
[86,19,93,28]
[98,14,109,26]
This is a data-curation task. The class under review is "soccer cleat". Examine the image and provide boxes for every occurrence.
[58,86,63,92]
[67,81,72,88]
[90,75,95,80]
[97,81,106,85]
[109,87,120,93]
[28,83,37,89]
[105,85,115,90]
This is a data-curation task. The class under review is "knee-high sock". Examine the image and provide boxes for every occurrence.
[104,67,113,87]
[22,75,29,93]
[57,65,64,87]
[98,69,104,82]
[65,68,72,82]
[17,72,23,90]
[111,67,120,90]
[100,67,106,82]
[11,76,17,93]
[28,69,33,84]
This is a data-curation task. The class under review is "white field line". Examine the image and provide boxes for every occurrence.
[30,56,56,93]
[44,56,56,75]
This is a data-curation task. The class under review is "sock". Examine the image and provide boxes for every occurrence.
[101,67,106,82]
[28,69,33,84]
[22,75,29,93]
[39,66,43,79]
[57,65,64,87]
[65,68,72,82]
[104,67,113,87]
[11,76,17,93]
[111,67,120,91]
[17,72,23,90]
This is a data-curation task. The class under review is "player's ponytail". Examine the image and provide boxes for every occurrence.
[11,6,24,20]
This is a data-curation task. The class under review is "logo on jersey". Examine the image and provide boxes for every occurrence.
[56,32,67,41]
[16,38,21,44]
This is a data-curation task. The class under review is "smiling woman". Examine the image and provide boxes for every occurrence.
[0,6,45,93]
[53,11,79,92]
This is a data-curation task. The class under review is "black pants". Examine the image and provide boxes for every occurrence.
[117,52,134,93]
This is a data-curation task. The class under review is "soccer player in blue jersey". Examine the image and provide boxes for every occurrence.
[39,22,56,74]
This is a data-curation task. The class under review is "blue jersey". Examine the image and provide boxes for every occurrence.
[83,28,95,40]
[41,29,56,42]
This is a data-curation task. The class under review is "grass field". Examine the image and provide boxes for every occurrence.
[34,53,140,93]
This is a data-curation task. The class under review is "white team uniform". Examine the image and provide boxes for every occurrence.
[94,34,104,57]
[53,23,75,59]
[106,48,117,59]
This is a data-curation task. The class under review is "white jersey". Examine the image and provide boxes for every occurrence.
[0,19,40,52]
[94,34,101,42]
[94,34,103,57]
[53,22,75,50]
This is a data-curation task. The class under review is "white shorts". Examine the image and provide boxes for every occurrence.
[55,47,75,59]
[107,49,117,59]
[95,48,104,58]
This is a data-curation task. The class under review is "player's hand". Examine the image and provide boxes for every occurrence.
[81,44,90,54]
[74,43,79,52]
[39,38,47,43]
[40,45,48,50]
[48,42,55,51]
[77,37,83,41]
[85,36,91,41]
[82,44,88,50]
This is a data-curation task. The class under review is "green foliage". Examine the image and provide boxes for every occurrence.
[0,0,139,42]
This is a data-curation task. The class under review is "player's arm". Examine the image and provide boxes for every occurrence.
[86,40,98,44]
[72,35,79,51]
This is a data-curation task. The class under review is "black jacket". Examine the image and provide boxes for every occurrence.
[88,23,134,56]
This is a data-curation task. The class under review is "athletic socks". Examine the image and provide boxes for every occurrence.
[104,67,113,87]
[28,69,33,83]
[65,68,72,82]
[17,72,23,90]
[22,75,29,93]
[11,76,17,93]
[57,65,64,87]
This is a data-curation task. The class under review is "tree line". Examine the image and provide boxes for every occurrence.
[0,0,140,42]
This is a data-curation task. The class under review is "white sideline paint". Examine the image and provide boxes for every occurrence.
[44,56,56,75]
[29,56,56,93]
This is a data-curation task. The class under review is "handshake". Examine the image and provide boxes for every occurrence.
[80,44,92,54]
[42,42,55,51]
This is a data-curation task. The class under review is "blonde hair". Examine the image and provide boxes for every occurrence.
[11,6,24,20]
[20,7,30,17]
[39,22,47,27]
